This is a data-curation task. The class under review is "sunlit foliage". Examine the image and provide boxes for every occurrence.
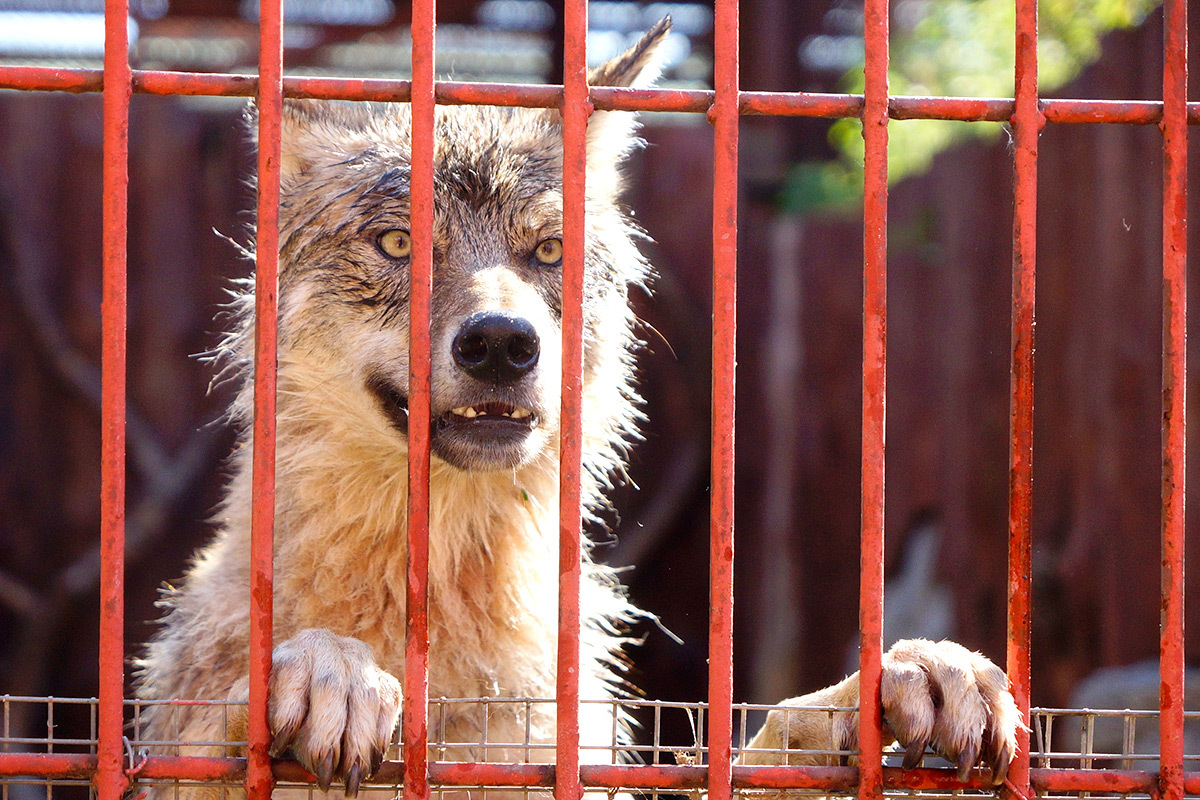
[782,0,1160,213]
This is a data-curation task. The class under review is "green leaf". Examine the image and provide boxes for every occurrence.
[785,0,1160,214]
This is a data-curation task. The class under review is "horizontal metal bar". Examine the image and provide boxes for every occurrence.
[0,64,1196,124]
[0,754,98,780]
[1033,768,1158,794]
[0,753,1181,795]
[134,756,247,782]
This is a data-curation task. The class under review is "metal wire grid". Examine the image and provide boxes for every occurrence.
[2,695,1199,799]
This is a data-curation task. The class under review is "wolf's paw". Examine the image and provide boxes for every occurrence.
[237,629,402,797]
[881,639,1021,785]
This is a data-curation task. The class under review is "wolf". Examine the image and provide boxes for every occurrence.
[133,21,1021,800]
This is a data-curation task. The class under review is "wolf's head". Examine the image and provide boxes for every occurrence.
[230,22,669,487]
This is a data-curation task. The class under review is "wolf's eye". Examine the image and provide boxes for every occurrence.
[534,238,563,265]
[377,229,412,259]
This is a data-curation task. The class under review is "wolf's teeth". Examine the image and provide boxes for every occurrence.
[450,405,531,419]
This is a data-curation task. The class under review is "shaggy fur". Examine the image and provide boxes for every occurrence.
[134,22,1021,800]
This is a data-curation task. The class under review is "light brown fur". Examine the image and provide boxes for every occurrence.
[134,22,1020,799]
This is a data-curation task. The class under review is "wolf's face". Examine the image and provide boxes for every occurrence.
[255,25,667,474]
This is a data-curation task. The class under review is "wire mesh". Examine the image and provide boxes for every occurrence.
[1,697,1197,798]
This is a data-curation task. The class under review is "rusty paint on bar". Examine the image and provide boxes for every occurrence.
[581,764,707,789]
[138,756,249,782]
[6,63,1200,125]
[556,4,589,800]
[1033,769,1159,795]
[735,766,859,792]
[885,767,1017,791]
[0,750,1188,795]
[96,0,131,798]
[1006,2,1041,800]
[429,763,553,787]
[858,0,888,799]
[889,95,1009,121]
[246,0,283,797]
[1159,2,1188,800]
[1042,99,1161,125]
[707,1,738,800]
[404,2,435,800]
[740,91,862,117]
[0,64,105,92]
[0,753,99,781]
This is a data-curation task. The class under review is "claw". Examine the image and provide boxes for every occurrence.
[990,755,1010,786]
[955,743,979,783]
[990,737,1013,786]
[316,750,335,792]
[346,763,363,798]
[369,746,386,776]
[902,740,925,771]
[270,725,297,758]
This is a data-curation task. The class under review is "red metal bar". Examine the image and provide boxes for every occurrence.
[95,0,130,798]
[14,749,1182,795]
[404,0,435,798]
[556,3,588,800]
[858,0,888,797]
[1159,2,1188,800]
[888,96,1007,121]
[1006,1,1040,798]
[1032,769,1161,795]
[1041,99,1165,125]
[1,750,1189,795]
[8,63,1200,126]
[429,763,553,787]
[0,65,106,92]
[0,754,98,780]
[708,0,738,799]
[739,766,1154,794]
[246,0,283,796]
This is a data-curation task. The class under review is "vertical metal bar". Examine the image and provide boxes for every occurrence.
[708,0,737,798]
[1160,1,1187,799]
[405,0,435,797]
[858,0,887,798]
[557,1,588,799]
[1007,0,1038,796]
[95,0,130,796]
[247,0,283,794]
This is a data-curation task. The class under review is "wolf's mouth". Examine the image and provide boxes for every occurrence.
[367,374,540,469]
[367,373,412,434]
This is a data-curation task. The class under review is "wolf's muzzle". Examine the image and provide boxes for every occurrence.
[452,311,540,384]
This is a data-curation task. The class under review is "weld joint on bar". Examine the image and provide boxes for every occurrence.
[1009,100,1047,131]
[561,96,595,117]
[706,91,739,125]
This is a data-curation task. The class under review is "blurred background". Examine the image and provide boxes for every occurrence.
[2,0,1200,760]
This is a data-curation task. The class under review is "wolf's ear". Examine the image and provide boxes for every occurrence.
[584,18,671,197]
[246,99,373,187]
[588,17,671,89]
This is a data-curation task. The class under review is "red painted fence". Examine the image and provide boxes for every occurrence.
[0,0,1191,799]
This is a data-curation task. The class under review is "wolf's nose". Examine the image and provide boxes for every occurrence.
[452,311,541,383]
